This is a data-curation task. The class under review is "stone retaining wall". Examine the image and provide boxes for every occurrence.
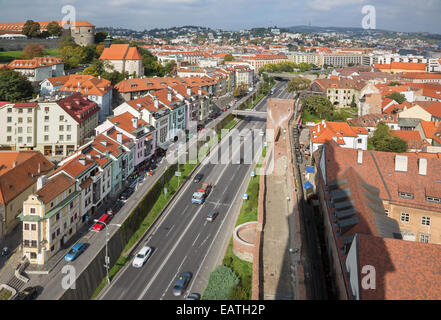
[232,222,257,263]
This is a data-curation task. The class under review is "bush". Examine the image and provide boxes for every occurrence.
[228,284,249,300]
[202,265,239,300]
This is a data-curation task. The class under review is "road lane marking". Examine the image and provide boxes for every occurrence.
[198,234,210,248]
[136,133,245,300]
[192,232,201,247]
[165,224,174,237]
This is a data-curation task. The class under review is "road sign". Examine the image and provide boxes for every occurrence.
[175,172,181,177]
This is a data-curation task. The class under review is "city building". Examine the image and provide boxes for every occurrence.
[8,57,64,82]
[99,44,144,77]
[0,151,55,238]
[0,93,100,157]
[19,173,80,265]
[311,78,367,109]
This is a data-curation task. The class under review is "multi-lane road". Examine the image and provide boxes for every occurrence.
[98,81,292,300]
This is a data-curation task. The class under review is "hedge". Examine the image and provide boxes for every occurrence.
[202,265,239,300]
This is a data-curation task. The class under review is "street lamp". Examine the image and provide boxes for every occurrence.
[94,220,121,284]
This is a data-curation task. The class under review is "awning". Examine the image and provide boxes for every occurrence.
[306,166,315,174]
[304,181,314,189]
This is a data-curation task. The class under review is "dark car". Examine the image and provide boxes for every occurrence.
[206,211,218,222]
[14,286,41,300]
[120,187,135,202]
[185,293,201,300]
[172,272,192,296]
[194,174,203,183]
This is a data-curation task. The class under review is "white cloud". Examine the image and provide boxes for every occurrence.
[308,0,367,11]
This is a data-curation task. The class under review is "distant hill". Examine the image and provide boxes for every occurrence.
[286,25,391,34]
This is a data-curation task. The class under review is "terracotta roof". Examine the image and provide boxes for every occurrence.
[59,75,112,96]
[100,44,142,61]
[57,93,100,124]
[310,121,367,144]
[36,173,76,204]
[0,151,55,205]
[0,21,94,33]
[402,72,441,80]
[8,56,63,69]
[108,112,149,135]
[424,102,441,118]
[419,121,437,139]
[356,233,441,300]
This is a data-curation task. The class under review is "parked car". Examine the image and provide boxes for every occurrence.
[259,129,265,136]
[64,243,86,262]
[172,272,192,296]
[194,174,203,183]
[92,214,112,232]
[206,211,218,222]
[14,287,41,300]
[106,208,114,215]
[132,246,153,268]
[120,187,135,202]
[185,293,201,300]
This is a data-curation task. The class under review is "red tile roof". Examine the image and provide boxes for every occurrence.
[36,173,76,204]
[100,44,142,61]
[57,93,100,124]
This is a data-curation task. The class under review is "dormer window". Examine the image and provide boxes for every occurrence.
[398,192,413,200]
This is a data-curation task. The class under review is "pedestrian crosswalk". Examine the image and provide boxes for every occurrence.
[7,276,26,291]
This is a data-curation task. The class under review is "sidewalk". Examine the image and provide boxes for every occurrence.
[0,224,24,288]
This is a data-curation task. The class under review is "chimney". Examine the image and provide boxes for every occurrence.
[12,161,18,168]
[168,91,172,102]
[198,87,202,96]
[117,132,123,144]
[418,158,427,176]
[38,163,40,174]
[36,175,47,191]
[154,97,159,109]
[394,155,408,172]
[187,87,191,96]
[357,149,363,164]
[132,117,138,129]
[79,157,86,166]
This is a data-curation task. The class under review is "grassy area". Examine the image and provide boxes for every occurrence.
[246,94,264,109]
[223,118,238,131]
[0,49,59,63]
[0,288,13,300]
[302,107,358,123]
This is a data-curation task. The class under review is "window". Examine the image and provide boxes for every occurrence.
[385,209,389,216]
[30,252,37,259]
[17,127,22,133]
[59,115,64,121]
[27,108,32,113]
[59,125,64,131]
[44,135,49,142]
[31,224,36,231]
[7,108,12,113]
[7,136,11,142]
[7,126,11,132]
[24,223,29,230]
[357,138,362,144]
[27,137,32,143]
[30,207,36,215]
[419,234,430,243]
[18,117,23,123]
[59,135,64,141]
[45,107,49,112]
[44,125,49,132]
[52,232,55,240]
[7,117,12,123]
[45,116,49,122]
[67,135,71,141]
[426,196,441,203]
[67,125,71,131]
[398,192,414,200]
[18,108,23,113]
[27,117,32,123]
[421,216,431,226]
[400,213,410,223]
[56,213,60,221]
[18,137,22,143]
[51,245,55,252]
[56,228,60,236]
[27,127,32,133]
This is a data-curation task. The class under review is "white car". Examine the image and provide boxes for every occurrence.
[132,246,153,268]
[259,130,265,136]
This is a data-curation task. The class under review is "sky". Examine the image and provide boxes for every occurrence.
[0,0,440,33]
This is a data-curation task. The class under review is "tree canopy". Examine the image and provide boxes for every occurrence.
[286,77,311,93]
[22,44,45,59]
[22,20,41,38]
[0,70,34,102]
[223,54,234,62]
[46,21,62,37]
[302,95,334,120]
[368,122,408,153]
[386,92,406,104]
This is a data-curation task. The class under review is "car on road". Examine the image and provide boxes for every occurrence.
[194,174,203,183]
[206,211,218,222]
[132,246,153,268]
[64,243,86,262]
[185,293,201,300]
[120,187,135,202]
[106,208,114,215]
[235,158,243,164]
[259,130,265,136]
[14,286,41,300]
[92,213,112,232]
[173,272,192,296]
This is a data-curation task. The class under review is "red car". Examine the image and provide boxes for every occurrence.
[92,214,112,231]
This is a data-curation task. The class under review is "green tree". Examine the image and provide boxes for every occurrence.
[369,122,408,153]
[223,54,234,62]
[303,95,334,119]
[350,94,357,109]
[46,21,62,37]
[386,92,406,104]
[298,62,312,72]
[388,82,402,86]
[287,77,311,93]
[95,31,108,44]
[22,20,41,38]
[0,70,34,102]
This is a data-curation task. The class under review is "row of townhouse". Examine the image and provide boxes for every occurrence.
[18,110,156,265]
[0,93,99,158]
[313,141,441,299]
